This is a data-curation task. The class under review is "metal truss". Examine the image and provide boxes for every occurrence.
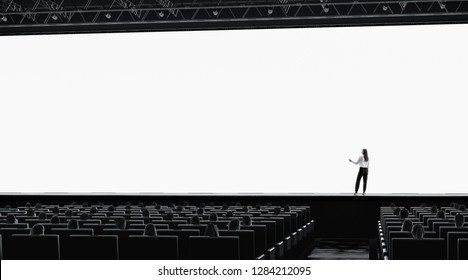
[2,0,468,35]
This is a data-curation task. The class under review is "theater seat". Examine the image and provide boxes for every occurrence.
[253,221,276,247]
[48,228,94,260]
[391,238,445,260]
[188,236,239,260]
[439,226,467,239]
[200,221,229,229]
[158,229,200,260]
[265,247,276,260]
[276,241,285,259]
[101,229,144,257]
[0,223,29,229]
[7,234,60,260]
[0,228,30,239]
[66,235,119,260]
[447,232,468,260]
[458,238,468,260]
[152,221,187,229]
[219,230,255,259]
[43,224,68,233]
[124,236,178,260]
[177,224,207,233]
[128,224,169,230]
[80,224,120,234]
[241,225,267,257]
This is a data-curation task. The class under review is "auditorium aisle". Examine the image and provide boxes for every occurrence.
[307,239,369,260]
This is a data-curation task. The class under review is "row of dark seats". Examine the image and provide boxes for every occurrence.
[0,204,311,236]
[0,203,314,260]
[378,204,468,260]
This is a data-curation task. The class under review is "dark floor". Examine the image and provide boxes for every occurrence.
[308,239,370,260]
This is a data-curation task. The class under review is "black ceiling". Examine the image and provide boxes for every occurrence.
[1,0,468,36]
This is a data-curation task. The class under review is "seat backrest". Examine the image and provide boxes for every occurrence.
[421,214,437,224]
[158,229,200,260]
[7,234,60,260]
[439,226,467,239]
[66,235,119,260]
[80,224,118,234]
[48,228,94,259]
[265,247,275,260]
[131,217,164,223]
[287,212,298,232]
[426,218,448,230]
[49,228,94,236]
[384,221,402,229]
[123,236,178,260]
[263,214,293,236]
[200,221,229,230]
[101,229,144,257]
[423,231,437,238]
[15,216,34,223]
[188,236,239,260]
[411,209,429,219]
[177,224,207,233]
[24,219,51,227]
[0,228,30,237]
[241,225,267,257]
[152,220,187,229]
[219,230,255,259]
[253,220,277,247]
[173,217,191,223]
[77,219,101,226]
[447,232,468,260]
[258,216,285,239]
[57,216,80,223]
[102,229,144,238]
[458,238,468,260]
[433,221,454,233]
[388,231,412,253]
[386,226,406,240]
[276,240,285,259]
[128,224,169,230]
[124,219,145,225]
[0,228,32,258]
[0,223,29,229]
[391,238,445,260]
[42,224,68,233]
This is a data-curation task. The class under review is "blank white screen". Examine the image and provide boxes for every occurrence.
[1,24,467,193]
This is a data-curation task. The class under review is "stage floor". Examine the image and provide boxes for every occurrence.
[1,192,468,197]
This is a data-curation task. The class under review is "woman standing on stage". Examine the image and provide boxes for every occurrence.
[349,149,369,195]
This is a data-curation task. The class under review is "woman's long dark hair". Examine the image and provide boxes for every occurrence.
[363,149,369,162]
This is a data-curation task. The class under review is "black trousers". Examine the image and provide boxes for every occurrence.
[355,167,368,193]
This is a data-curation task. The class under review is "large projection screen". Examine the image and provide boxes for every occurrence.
[1,24,468,194]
